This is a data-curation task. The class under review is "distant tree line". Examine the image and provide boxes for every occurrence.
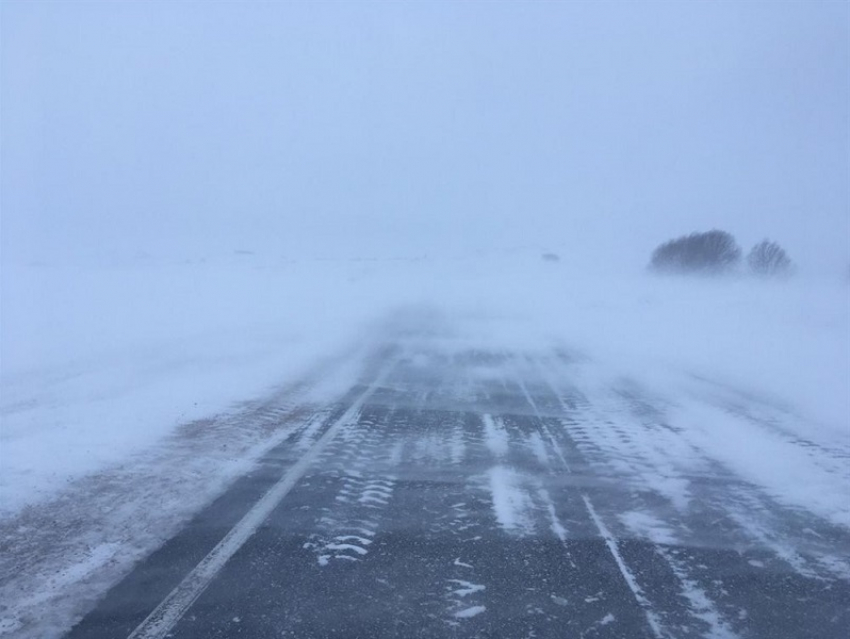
[649,230,794,278]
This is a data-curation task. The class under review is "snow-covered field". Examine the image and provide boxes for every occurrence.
[1,254,848,637]
[1,257,389,515]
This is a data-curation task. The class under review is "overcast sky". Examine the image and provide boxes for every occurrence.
[2,1,848,271]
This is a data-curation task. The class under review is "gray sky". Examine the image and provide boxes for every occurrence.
[2,1,848,271]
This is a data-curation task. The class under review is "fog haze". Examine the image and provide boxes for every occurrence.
[3,6,850,634]
[3,1,848,271]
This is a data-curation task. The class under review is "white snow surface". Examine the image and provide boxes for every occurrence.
[454,605,486,619]
[487,465,535,534]
[2,255,847,516]
[481,414,509,458]
[0,254,848,637]
[2,260,378,514]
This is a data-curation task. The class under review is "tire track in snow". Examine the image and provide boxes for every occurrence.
[517,373,666,638]
[536,357,850,637]
[63,341,850,639]
[305,405,403,567]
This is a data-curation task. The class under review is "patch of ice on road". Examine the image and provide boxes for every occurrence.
[482,414,509,458]
[454,605,486,619]
[448,579,486,597]
[526,431,549,467]
[619,510,678,546]
[487,466,534,534]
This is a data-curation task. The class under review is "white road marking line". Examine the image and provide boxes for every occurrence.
[583,495,665,639]
[127,366,392,639]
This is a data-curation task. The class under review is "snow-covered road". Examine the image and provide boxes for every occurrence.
[27,331,846,639]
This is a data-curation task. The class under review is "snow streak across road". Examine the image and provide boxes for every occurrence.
[66,338,850,639]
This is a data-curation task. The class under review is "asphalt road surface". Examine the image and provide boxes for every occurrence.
[66,342,850,639]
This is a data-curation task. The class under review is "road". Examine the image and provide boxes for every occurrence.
[66,341,850,638]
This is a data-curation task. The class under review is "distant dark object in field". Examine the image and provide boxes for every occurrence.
[747,240,794,278]
[649,230,741,275]
[234,249,255,256]
[541,253,560,263]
